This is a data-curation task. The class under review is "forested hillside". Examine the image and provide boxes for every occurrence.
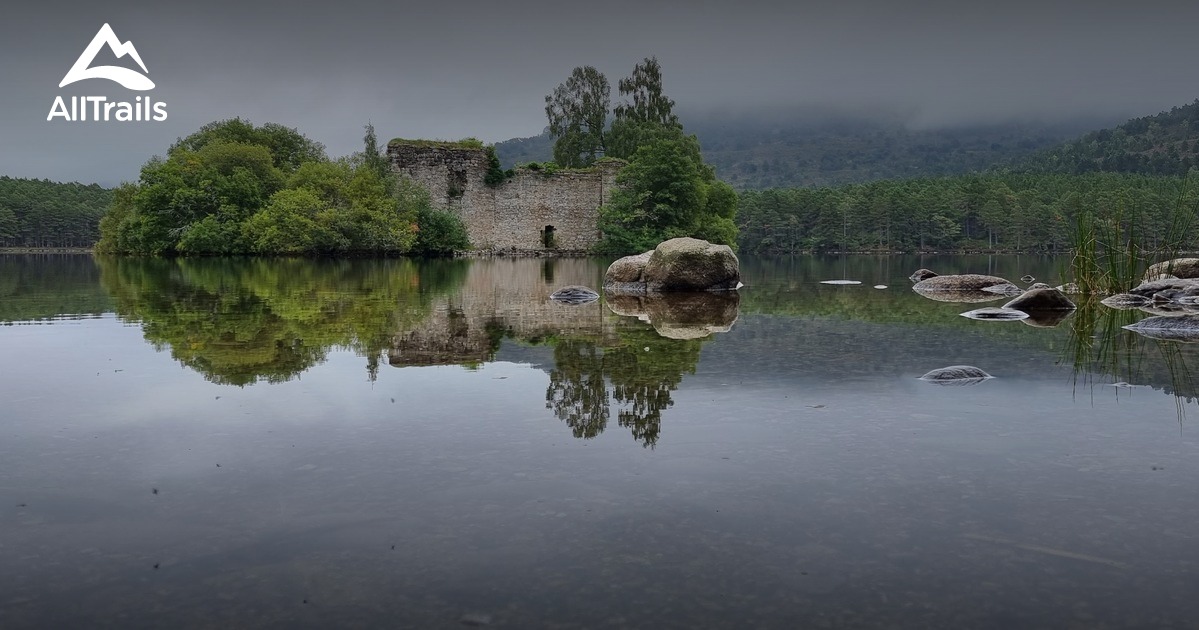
[736,172,1199,254]
[494,111,1105,189]
[0,177,112,247]
[1015,100,1199,176]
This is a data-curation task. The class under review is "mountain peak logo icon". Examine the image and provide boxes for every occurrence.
[59,23,154,91]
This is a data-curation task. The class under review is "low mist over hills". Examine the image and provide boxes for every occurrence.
[494,107,1117,189]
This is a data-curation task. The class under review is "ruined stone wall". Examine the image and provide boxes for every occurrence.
[388,143,621,253]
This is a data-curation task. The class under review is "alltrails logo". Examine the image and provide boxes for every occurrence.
[47,23,168,122]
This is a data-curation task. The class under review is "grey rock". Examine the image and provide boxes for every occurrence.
[919,365,994,386]
[1055,283,1082,294]
[1101,293,1151,309]
[1020,274,1036,283]
[549,285,599,304]
[1123,315,1199,342]
[1129,278,1199,297]
[1144,258,1199,280]
[909,268,938,283]
[981,283,1025,296]
[1003,287,1076,311]
[1028,282,1051,290]
[642,238,740,292]
[913,274,1016,292]
[960,307,1030,321]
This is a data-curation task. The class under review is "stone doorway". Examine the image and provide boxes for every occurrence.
[542,225,556,248]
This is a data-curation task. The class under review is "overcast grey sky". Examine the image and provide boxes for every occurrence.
[1,0,1197,185]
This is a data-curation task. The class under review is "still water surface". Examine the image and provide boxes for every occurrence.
[2,254,1199,628]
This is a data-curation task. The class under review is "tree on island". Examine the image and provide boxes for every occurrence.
[97,119,470,257]
[543,57,738,254]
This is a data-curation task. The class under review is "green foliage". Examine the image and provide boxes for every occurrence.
[596,134,738,255]
[0,176,112,247]
[387,138,485,149]
[413,206,471,257]
[544,66,610,168]
[171,118,326,172]
[99,120,422,257]
[483,147,514,187]
[607,57,683,161]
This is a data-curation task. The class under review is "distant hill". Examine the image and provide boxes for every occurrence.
[493,109,1110,189]
[1014,100,1199,176]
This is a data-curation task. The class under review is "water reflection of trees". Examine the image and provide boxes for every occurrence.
[97,257,467,385]
[545,325,705,447]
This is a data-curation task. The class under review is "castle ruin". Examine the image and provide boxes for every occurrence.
[388,142,622,253]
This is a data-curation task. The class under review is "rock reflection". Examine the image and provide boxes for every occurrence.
[606,292,740,339]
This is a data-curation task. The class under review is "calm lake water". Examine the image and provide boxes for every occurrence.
[3,253,1199,629]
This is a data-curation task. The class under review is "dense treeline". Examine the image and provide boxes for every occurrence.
[1016,100,1199,176]
[98,119,469,257]
[737,172,1199,254]
[0,177,112,247]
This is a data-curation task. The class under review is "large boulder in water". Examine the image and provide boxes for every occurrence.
[1003,287,1076,311]
[643,238,740,292]
[1145,258,1199,280]
[604,251,653,294]
[913,274,1016,292]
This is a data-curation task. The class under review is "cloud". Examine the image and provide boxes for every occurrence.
[2,0,1197,184]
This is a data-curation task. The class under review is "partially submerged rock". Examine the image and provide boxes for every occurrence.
[549,285,599,305]
[1003,287,1076,311]
[980,283,1024,297]
[1027,282,1051,290]
[605,238,740,294]
[913,274,1016,292]
[1101,293,1151,309]
[960,307,1030,321]
[603,251,653,295]
[909,268,938,283]
[1145,258,1199,280]
[919,365,994,386]
[1123,315,1199,342]
[1055,283,1081,294]
[1020,274,1036,283]
[820,280,862,285]
[1128,278,1199,297]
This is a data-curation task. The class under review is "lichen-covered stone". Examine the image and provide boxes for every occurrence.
[642,238,740,292]
[605,252,651,283]
[1003,287,1076,311]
